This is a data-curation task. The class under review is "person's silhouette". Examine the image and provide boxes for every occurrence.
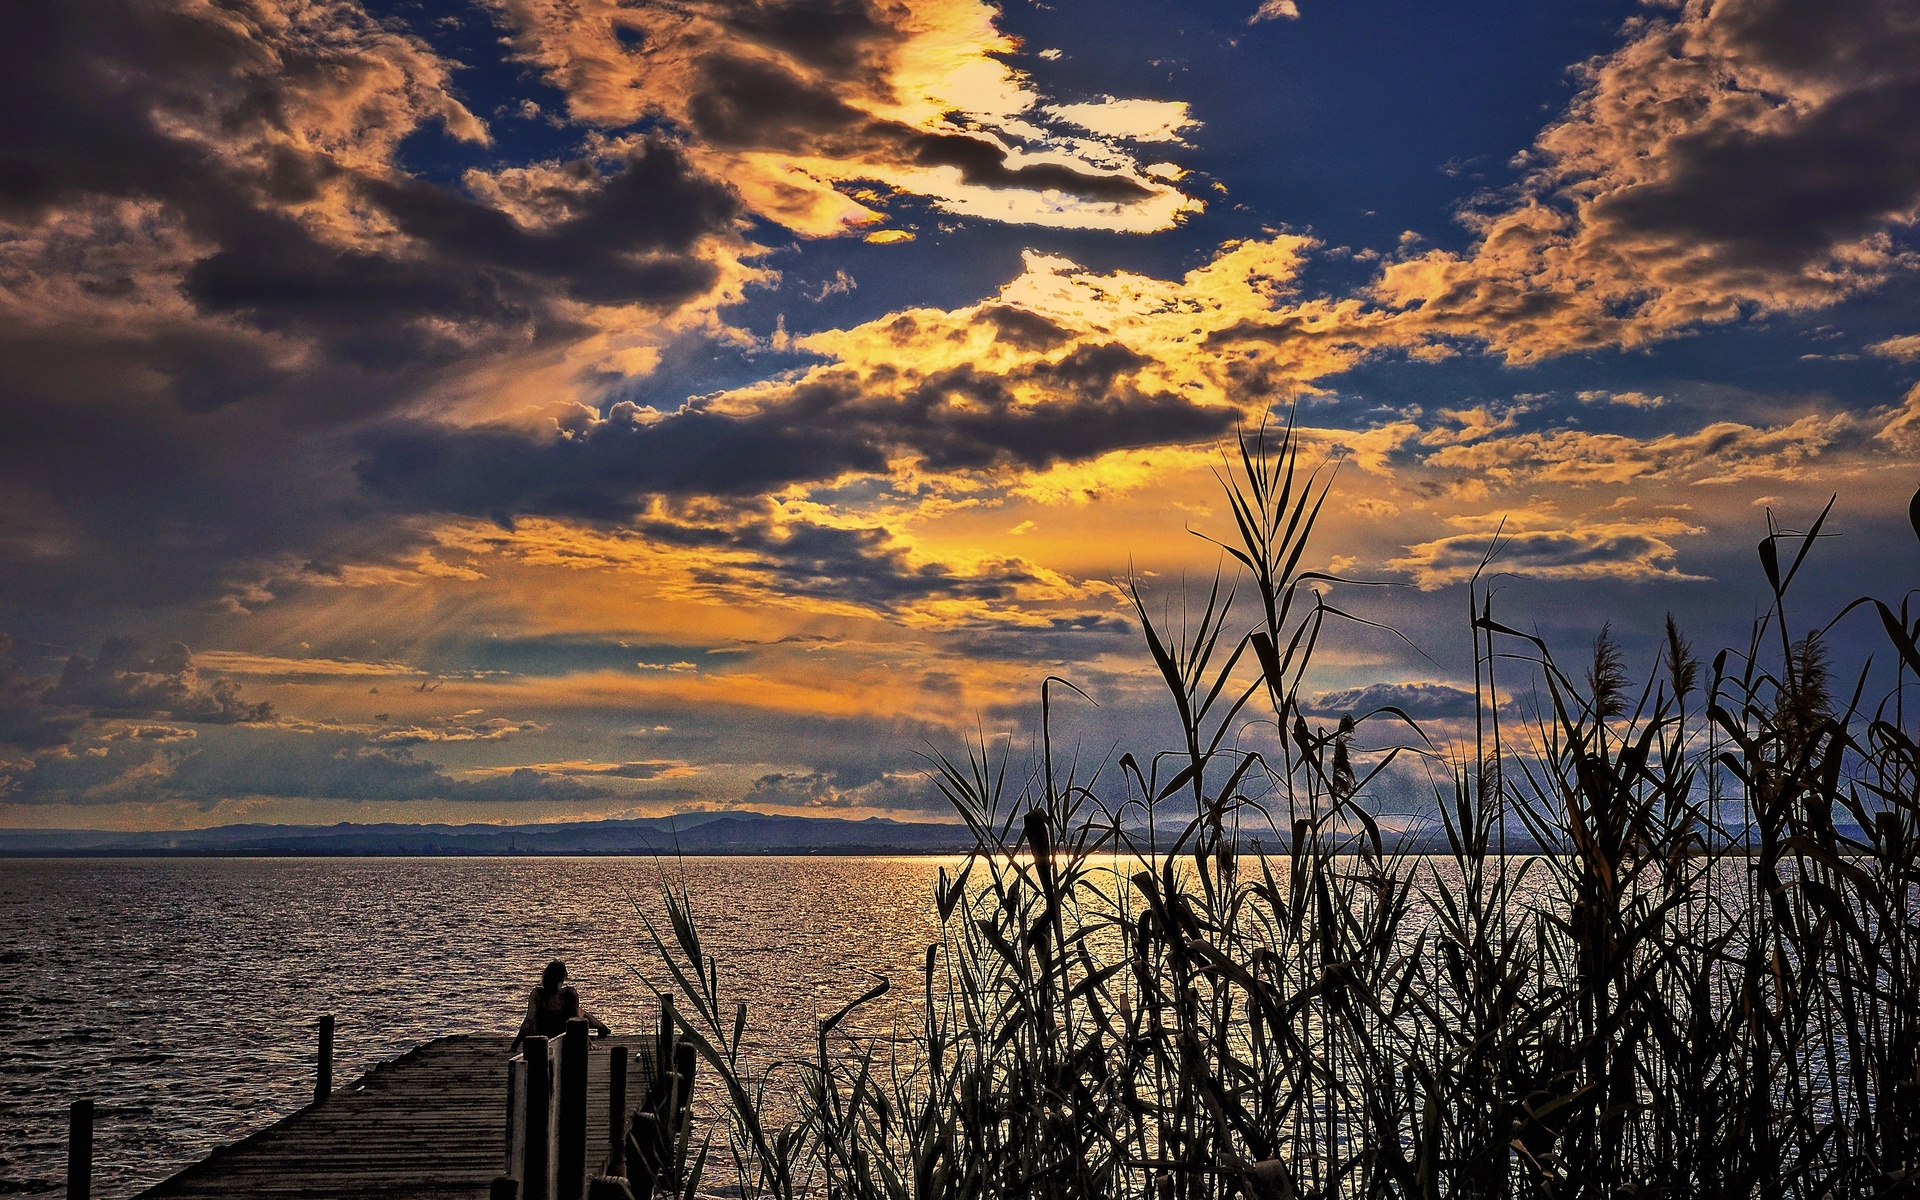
[559,985,610,1038]
[510,959,570,1051]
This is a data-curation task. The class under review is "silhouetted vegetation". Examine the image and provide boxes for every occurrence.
[638,421,1920,1200]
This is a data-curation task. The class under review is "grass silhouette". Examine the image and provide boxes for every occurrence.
[639,420,1920,1200]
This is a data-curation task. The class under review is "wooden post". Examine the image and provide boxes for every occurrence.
[556,1019,590,1200]
[626,1112,659,1197]
[671,1040,697,1174]
[607,1045,628,1176]
[490,1177,520,1200]
[506,1054,527,1175]
[66,1099,92,1200]
[522,1036,552,1200]
[315,1014,334,1105]
[656,995,674,1086]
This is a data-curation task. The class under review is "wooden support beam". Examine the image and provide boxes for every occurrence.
[556,1020,590,1200]
[67,1098,92,1200]
[606,1045,627,1178]
[522,1036,551,1200]
[314,1015,334,1106]
[655,995,674,1086]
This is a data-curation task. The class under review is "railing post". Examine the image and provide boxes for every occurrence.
[67,1098,92,1200]
[506,1054,527,1175]
[556,1019,590,1200]
[522,1036,552,1200]
[607,1045,628,1177]
[315,1014,334,1105]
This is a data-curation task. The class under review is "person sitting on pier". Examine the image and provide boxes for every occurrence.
[510,959,570,1050]
[558,985,611,1038]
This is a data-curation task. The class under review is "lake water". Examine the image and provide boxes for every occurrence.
[0,856,958,1198]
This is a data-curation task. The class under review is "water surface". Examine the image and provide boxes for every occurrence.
[0,856,955,1198]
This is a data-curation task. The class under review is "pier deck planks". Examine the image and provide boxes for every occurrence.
[136,1034,650,1199]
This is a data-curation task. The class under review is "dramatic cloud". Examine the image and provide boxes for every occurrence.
[1372,0,1920,358]
[0,637,273,755]
[0,0,758,614]
[6,725,608,807]
[371,712,545,745]
[1306,681,1478,719]
[45,639,274,725]
[1872,334,1920,361]
[485,0,1199,234]
[1406,394,1918,490]
[0,636,82,751]
[8,1,1920,829]
[356,349,1239,517]
[1578,390,1666,409]
[1389,507,1708,590]
[743,767,939,811]
[1041,98,1198,144]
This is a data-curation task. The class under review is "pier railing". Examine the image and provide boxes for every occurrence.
[500,997,694,1200]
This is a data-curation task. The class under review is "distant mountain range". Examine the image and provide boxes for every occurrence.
[0,812,978,856]
[3,812,1854,858]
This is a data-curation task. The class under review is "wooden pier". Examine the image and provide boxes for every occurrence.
[130,1031,662,1200]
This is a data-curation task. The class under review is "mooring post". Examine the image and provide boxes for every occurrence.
[315,1014,334,1105]
[66,1098,92,1200]
[556,1019,590,1200]
[607,1044,628,1176]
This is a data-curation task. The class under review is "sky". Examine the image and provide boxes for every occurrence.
[2,0,1918,832]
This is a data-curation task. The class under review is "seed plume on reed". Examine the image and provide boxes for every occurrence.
[638,421,1920,1200]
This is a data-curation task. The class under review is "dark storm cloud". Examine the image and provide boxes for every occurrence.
[356,347,1237,520]
[0,0,743,611]
[715,0,900,77]
[46,638,274,724]
[0,636,272,751]
[193,139,736,326]
[0,636,83,751]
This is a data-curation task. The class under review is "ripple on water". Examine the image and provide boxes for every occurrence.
[0,856,956,1199]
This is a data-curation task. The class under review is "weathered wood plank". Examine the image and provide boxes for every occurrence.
[136,1035,657,1200]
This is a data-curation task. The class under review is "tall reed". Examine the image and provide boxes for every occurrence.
[638,423,1920,1200]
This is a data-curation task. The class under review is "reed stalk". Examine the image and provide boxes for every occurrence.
[638,424,1920,1200]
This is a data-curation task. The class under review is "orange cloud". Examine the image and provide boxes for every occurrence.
[485,0,1200,234]
[1388,505,1708,590]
